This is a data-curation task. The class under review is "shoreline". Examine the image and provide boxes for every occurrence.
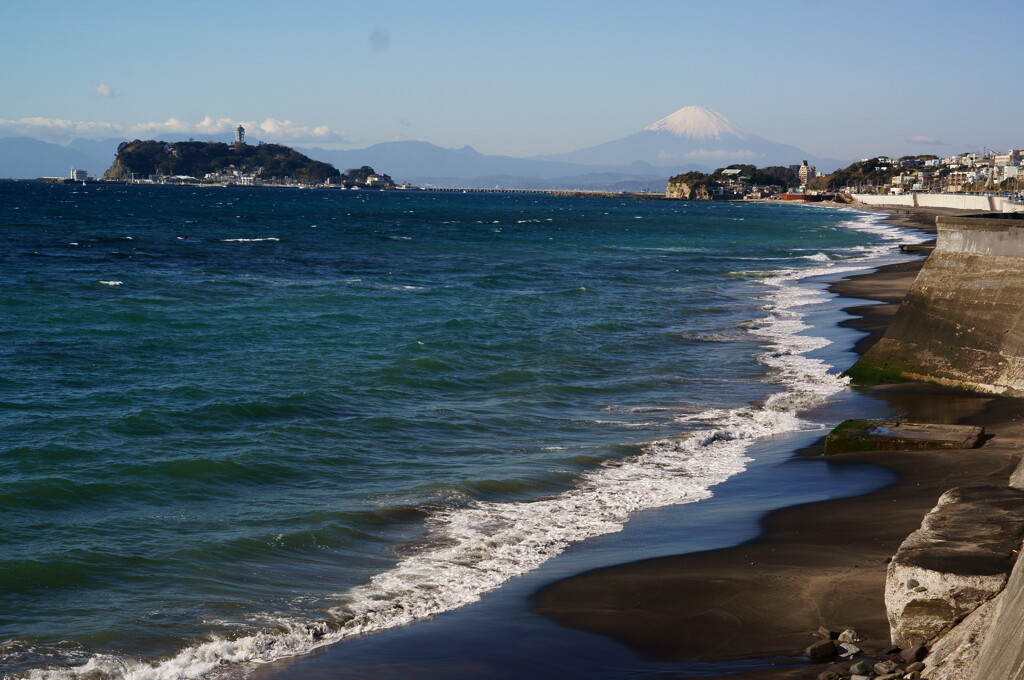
[246,204,975,679]
[532,206,1024,679]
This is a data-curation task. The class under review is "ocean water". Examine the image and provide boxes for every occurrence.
[0,182,922,679]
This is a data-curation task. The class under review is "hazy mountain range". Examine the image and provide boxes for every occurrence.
[0,106,846,189]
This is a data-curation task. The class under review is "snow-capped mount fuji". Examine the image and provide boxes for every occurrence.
[539,105,826,169]
[644,105,753,140]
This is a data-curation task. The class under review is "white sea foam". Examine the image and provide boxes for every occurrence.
[98,281,123,286]
[220,238,280,243]
[592,419,664,428]
[28,211,919,680]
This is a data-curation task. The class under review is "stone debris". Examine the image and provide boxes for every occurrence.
[849,660,874,675]
[838,642,861,658]
[823,419,985,455]
[838,628,861,642]
[806,638,837,661]
[808,627,933,679]
[873,660,899,675]
[900,644,929,664]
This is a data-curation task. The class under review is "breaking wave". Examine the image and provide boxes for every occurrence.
[22,211,920,680]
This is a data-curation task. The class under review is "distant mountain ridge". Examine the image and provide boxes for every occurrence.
[536,106,842,170]
[0,106,845,188]
[0,137,109,179]
[292,141,687,189]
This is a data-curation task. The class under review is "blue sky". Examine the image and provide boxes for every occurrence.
[2,0,1020,161]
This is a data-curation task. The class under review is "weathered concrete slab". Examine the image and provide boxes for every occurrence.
[823,419,985,455]
[886,486,1024,648]
[899,243,936,254]
[848,213,1024,394]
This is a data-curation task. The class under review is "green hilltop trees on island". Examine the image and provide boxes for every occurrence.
[101,139,396,188]
[103,140,339,183]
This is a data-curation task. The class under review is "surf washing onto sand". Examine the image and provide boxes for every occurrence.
[1,183,924,680]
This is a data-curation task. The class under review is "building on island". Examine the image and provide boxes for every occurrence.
[798,160,816,186]
[235,125,245,145]
[70,168,89,181]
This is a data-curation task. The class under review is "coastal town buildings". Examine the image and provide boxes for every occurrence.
[669,145,1022,202]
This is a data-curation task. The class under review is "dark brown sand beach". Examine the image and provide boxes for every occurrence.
[532,207,1024,679]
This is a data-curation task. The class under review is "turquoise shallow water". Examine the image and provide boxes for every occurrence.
[0,182,918,678]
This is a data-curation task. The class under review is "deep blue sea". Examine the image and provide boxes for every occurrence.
[0,182,922,679]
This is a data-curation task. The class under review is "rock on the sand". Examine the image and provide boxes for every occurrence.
[849,660,873,675]
[805,639,836,661]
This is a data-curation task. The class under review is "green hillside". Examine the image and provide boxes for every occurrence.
[103,140,341,182]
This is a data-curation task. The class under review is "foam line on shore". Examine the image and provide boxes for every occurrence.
[25,212,927,680]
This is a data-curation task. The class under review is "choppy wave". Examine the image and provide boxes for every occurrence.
[17,212,921,680]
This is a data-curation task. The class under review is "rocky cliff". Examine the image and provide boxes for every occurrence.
[665,174,713,200]
[103,156,132,181]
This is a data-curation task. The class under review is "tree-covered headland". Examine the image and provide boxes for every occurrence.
[103,140,342,183]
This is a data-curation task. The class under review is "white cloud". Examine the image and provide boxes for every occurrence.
[95,83,114,97]
[0,115,347,145]
[907,135,945,145]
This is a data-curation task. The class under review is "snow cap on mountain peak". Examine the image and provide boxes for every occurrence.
[645,106,751,140]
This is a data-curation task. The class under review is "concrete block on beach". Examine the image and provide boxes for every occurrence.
[898,243,935,254]
[823,419,985,455]
[885,486,1024,648]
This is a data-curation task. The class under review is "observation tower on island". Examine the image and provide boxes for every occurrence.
[235,125,245,145]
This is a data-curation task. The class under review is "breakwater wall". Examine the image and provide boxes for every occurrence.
[847,211,1024,679]
[850,213,1024,395]
[853,193,1024,212]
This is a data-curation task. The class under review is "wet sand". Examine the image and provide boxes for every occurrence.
[532,208,1024,679]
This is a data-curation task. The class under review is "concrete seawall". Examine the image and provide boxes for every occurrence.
[854,193,1024,213]
[849,213,1024,395]
[842,214,1024,678]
